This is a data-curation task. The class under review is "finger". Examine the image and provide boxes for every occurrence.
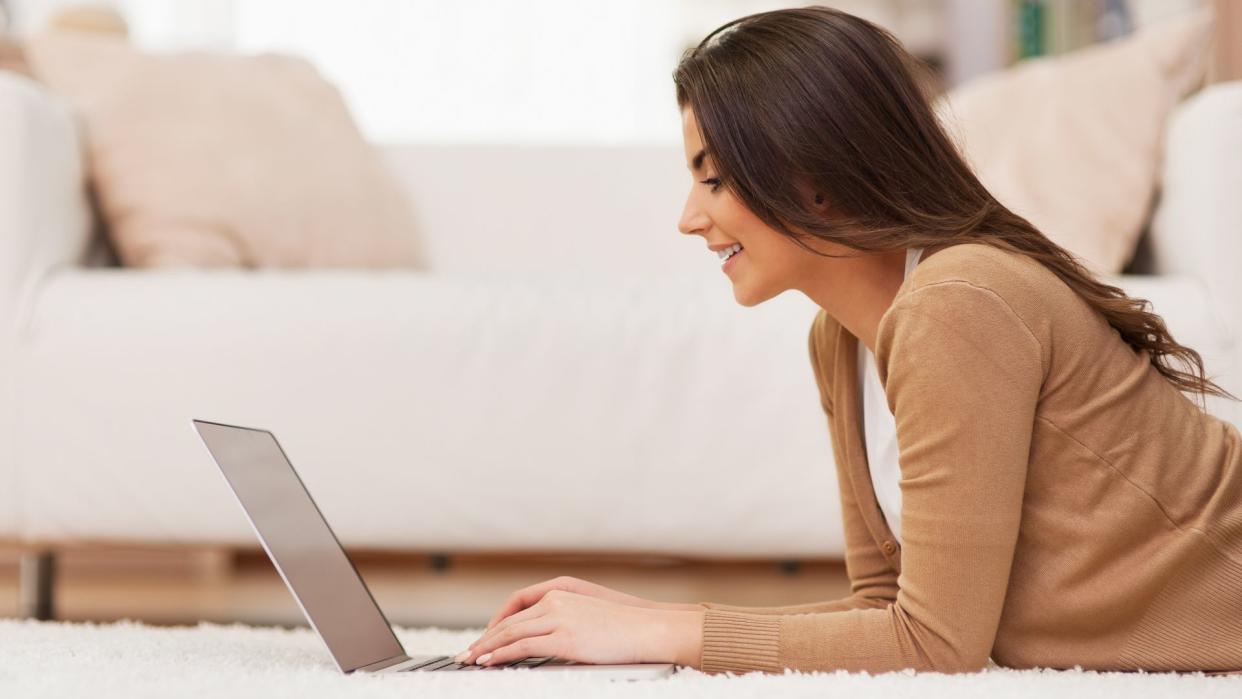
[486,577,579,630]
[479,632,564,668]
[462,617,558,665]
[470,596,550,651]
[484,584,550,631]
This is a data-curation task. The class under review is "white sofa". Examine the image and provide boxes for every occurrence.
[2,72,1240,576]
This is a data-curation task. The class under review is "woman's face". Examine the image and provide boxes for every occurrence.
[678,107,835,306]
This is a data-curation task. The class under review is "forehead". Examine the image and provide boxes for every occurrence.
[680,106,700,135]
[681,107,704,156]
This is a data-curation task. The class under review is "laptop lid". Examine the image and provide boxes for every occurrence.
[192,419,406,673]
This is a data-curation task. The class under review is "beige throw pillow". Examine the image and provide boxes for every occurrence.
[936,9,1212,275]
[26,33,424,269]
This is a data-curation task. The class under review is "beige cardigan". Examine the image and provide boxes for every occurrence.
[696,243,1242,675]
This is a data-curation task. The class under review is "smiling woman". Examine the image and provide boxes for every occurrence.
[457,6,1242,676]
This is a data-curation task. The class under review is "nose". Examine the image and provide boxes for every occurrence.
[678,190,709,237]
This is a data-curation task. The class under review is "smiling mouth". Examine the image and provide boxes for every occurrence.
[718,243,744,264]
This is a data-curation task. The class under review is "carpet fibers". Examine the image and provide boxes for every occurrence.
[1,619,1238,698]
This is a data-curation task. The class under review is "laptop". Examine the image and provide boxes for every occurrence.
[192,419,675,680]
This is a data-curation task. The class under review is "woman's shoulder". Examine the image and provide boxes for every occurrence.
[878,243,1055,394]
[879,242,1101,385]
[909,242,1053,295]
[899,242,1077,336]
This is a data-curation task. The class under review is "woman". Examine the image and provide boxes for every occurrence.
[454,7,1242,674]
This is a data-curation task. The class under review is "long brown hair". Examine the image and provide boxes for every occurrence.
[674,6,1236,410]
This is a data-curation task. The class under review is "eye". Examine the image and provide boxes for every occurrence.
[699,177,722,193]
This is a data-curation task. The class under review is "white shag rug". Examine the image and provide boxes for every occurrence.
[1,619,1239,698]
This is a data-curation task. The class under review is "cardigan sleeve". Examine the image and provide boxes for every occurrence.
[697,282,1044,675]
[693,310,899,617]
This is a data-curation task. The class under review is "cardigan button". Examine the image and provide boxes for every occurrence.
[881,540,897,555]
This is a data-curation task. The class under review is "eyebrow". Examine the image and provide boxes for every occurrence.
[691,149,707,172]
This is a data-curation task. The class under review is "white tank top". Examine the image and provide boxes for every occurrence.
[856,247,923,546]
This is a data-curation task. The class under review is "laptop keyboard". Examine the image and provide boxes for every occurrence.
[404,656,576,672]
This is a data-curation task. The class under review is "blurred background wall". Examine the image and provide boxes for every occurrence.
[0,0,1214,145]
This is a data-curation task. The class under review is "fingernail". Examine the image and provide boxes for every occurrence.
[476,652,492,665]
[454,651,469,663]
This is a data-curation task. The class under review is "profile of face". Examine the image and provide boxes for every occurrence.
[678,107,848,307]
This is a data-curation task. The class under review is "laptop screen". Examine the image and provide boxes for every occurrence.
[193,420,405,672]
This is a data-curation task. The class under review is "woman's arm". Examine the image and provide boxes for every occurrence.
[651,594,888,614]
[698,282,1043,674]
[693,596,884,615]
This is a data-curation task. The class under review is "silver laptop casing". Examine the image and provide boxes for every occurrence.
[192,419,675,680]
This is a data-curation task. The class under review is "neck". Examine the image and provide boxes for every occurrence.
[799,247,907,354]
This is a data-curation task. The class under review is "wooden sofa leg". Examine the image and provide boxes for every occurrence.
[18,551,56,621]
[778,559,803,576]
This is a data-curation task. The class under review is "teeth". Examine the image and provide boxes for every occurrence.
[716,243,743,261]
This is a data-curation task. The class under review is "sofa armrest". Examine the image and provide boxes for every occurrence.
[1149,82,1242,422]
[0,71,92,538]
[0,72,92,332]
[1150,82,1242,348]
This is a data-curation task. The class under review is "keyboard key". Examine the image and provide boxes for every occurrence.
[402,656,449,671]
[414,658,457,672]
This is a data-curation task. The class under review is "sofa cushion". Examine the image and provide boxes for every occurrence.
[12,269,842,556]
[936,9,1212,275]
[24,33,424,269]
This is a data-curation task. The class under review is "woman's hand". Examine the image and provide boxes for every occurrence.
[481,575,688,631]
[454,589,704,668]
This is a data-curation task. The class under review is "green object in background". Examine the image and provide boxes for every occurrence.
[1016,0,1046,59]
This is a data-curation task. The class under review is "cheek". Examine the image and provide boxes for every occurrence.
[714,195,762,240]
[712,194,802,281]
[741,226,808,288]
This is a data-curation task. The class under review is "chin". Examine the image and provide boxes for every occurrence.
[731,283,778,307]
